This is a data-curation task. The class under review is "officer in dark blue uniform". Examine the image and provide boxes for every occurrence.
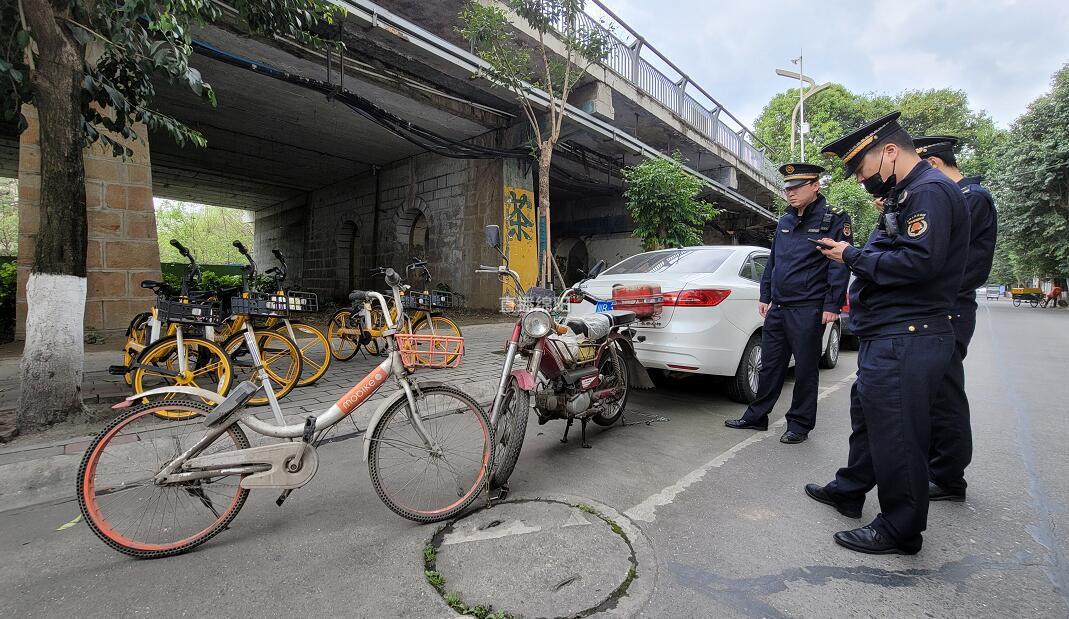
[725,163,852,444]
[914,136,998,501]
[803,112,970,555]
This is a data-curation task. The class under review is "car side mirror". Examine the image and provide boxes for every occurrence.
[485,225,501,249]
[588,259,607,278]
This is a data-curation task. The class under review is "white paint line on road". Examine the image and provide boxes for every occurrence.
[624,375,855,524]
[440,511,592,546]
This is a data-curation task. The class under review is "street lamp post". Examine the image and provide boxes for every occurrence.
[775,57,827,161]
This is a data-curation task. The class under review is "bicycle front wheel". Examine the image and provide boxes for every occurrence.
[274,322,331,387]
[368,385,493,522]
[77,400,250,558]
[411,315,463,365]
[133,336,234,420]
[223,331,302,406]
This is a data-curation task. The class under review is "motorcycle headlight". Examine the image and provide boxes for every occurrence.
[521,309,553,339]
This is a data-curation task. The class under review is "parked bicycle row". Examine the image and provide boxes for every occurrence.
[79,226,648,558]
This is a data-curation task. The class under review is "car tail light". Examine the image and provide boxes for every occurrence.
[662,289,732,307]
[566,292,583,304]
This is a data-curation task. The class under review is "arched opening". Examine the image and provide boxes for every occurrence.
[409,211,428,260]
[336,220,359,299]
[554,237,589,286]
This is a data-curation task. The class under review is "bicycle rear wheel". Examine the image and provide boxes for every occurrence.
[368,385,493,522]
[77,400,250,558]
[411,315,463,365]
[122,312,152,386]
[326,309,361,361]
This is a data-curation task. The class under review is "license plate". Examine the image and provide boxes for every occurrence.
[595,300,613,312]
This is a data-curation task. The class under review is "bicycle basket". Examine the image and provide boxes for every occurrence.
[156,297,223,327]
[400,290,462,310]
[393,334,464,369]
[276,290,318,313]
[230,292,289,318]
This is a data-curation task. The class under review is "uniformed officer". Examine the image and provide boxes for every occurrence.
[804,112,970,555]
[725,163,852,444]
[914,136,998,501]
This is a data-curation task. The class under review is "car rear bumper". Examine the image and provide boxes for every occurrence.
[632,313,749,376]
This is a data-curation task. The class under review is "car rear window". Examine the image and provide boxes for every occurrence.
[602,248,733,275]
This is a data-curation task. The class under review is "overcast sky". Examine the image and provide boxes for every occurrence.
[593,0,1069,131]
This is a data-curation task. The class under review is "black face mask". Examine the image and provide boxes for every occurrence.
[860,151,897,198]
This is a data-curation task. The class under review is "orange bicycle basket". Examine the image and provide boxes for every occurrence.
[393,334,465,369]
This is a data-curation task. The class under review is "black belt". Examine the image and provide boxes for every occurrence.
[859,316,952,339]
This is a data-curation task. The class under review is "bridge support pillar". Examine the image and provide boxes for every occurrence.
[16,106,161,339]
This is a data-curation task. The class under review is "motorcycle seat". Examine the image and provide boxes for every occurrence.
[566,310,636,339]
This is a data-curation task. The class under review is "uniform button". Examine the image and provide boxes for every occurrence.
[948,314,953,320]
[923,324,928,329]
[908,325,916,332]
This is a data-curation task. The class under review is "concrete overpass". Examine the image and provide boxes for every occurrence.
[8,0,782,334]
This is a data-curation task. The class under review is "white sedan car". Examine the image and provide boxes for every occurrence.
[566,245,841,403]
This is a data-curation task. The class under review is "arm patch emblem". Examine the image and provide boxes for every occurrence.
[906,212,929,238]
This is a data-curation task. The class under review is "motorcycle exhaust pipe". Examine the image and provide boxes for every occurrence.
[592,386,623,400]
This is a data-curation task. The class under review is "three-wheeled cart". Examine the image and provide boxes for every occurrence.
[1010,287,1043,307]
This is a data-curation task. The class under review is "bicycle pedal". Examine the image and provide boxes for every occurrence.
[302,416,317,443]
[276,489,293,507]
[107,365,130,376]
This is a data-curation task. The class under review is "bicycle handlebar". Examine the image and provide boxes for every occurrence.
[232,240,249,255]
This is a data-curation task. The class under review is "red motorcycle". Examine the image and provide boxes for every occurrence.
[477,226,656,490]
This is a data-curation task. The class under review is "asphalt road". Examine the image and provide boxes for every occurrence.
[1,299,1066,617]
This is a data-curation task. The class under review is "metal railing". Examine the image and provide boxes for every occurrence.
[579,0,782,187]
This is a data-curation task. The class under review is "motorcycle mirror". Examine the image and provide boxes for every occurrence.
[484,225,501,249]
[588,259,607,278]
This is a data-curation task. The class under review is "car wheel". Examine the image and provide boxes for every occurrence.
[727,333,761,404]
[820,323,841,369]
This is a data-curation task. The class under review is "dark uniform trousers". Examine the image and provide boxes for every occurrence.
[928,306,977,492]
[824,318,955,552]
[743,304,823,434]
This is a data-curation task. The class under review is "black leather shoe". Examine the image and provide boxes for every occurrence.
[724,417,767,431]
[780,430,807,444]
[928,481,966,502]
[804,483,862,518]
[833,526,919,555]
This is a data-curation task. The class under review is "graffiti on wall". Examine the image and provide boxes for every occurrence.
[504,186,538,295]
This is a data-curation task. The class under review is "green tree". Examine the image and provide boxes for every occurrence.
[155,200,252,264]
[754,85,1006,242]
[0,177,17,256]
[989,64,1069,282]
[622,152,719,251]
[458,0,610,287]
[0,0,339,434]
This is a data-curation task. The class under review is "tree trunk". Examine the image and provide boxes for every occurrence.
[538,145,553,288]
[17,1,90,434]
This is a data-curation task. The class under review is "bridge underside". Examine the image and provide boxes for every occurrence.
[9,0,779,335]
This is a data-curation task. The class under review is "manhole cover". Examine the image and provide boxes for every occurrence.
[425,499,638,618]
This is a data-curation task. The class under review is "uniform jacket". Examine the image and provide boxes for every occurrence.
[956,176,998,309]
[842,161,970,337]
[760,194,852,313]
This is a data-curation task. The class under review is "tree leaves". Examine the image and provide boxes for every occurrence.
[622,152,720,251]
[2,0,339,155]
[754,84,1007,242]
[989,64,1069,281]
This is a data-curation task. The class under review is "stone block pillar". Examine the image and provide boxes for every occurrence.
[16,106,161,338]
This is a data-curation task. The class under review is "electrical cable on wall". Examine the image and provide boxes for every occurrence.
[192,40,530,161]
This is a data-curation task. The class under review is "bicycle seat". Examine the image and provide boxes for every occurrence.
[140,279,163,289]
[566,311,636,340]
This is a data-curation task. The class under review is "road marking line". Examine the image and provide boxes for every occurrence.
[624,375,854,524]
[56,515,82,531]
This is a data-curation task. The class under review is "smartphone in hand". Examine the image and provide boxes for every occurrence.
[808,238,834,250]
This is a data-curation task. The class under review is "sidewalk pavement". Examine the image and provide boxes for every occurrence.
[0,322,514,513]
